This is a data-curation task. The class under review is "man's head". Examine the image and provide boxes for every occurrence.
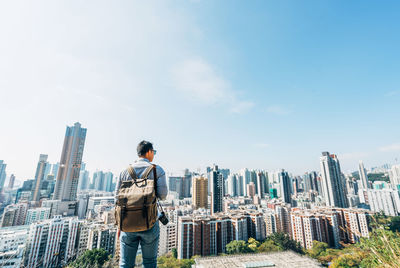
[137,140,156,162]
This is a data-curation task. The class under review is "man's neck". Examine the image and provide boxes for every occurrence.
[139,157,151,162]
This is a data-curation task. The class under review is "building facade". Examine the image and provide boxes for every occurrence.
[193,176,208,209]
[210,165,224,214]
[53,122,87,202]
[0,160,7,193]
[32,154,49,202]
[320,152,348,208]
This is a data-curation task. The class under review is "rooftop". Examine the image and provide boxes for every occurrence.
[193,251,321,268]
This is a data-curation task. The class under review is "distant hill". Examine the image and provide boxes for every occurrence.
[351,172,390,183]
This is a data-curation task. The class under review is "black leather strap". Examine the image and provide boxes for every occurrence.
[152,164,157,197]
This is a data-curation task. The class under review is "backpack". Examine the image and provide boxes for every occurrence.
[115,164,158,232]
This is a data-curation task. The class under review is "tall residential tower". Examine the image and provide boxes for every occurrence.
[210,165,223,214]
[192,176,208,209]
[280,170,292,204]
[358,161,369,189]
[53,122,87,202]
[320,152,348,208]
[0,160,7,193]
[32,154,49,202]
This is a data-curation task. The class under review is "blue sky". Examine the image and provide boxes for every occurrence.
[1,1,399,181]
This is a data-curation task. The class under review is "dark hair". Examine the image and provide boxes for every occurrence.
[137,140,153,156]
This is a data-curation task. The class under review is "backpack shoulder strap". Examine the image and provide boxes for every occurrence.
[127,165,139,181]
[152,164,158,197]
[140,165,154,180]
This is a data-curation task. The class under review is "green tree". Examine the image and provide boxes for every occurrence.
[268,233,304,254]
[330,251,364,268]
[172,248,178,259]
[307,241,328,259]
[389,216,400,233]
[257,239,282,253]
[247,237,260,252]
[316,248,342,266]
[69,249,110,268]
[226,240,252,254]
[158,254,195,268]
[369,212,392,229]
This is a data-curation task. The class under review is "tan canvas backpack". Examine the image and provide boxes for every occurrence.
[115,164,158,232]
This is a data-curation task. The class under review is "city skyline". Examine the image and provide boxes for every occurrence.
[1,139,397,187]
[1,1,400,180]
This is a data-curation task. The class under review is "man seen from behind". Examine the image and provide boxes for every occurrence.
[115,141,168,268]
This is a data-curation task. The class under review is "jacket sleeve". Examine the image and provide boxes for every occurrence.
[155,165,168,200]
[114,171,123,201]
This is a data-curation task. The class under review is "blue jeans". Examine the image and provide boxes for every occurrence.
[120,221,160,268]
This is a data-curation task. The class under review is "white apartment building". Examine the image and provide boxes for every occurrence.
[77,223,90,255]
[0,203,29,227]
[87,196,115,211]
[76,221,117,256]
[23,216,81,268]
[264,212,277,236]
[0,225,30,268]
[230,214,248,241]
[249,212,266,241]
[367,189,400,216]
[389,165,400,188]
[291,210,340,250]
[25,207,51,225]
[87,224,117,255]
[158,222,177,256]
[343,209,369,243]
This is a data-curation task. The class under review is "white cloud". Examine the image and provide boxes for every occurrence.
[171,58,254,113]
[379,143,400,152]
[266,105,291,115]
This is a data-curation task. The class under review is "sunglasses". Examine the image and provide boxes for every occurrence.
[153,150,157,155]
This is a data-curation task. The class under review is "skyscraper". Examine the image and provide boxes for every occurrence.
[240,168,251,196]
[192,176,208,209]
[210,165,223,214]
[52,162,60,179]
[103,172,114,192]
[92,171,105,191]
[280,170,292,204]
[8,174,15,189]
[358,161,369,189]
[0,160,7,193]
[256,172,266,198]
[53,122,87,202]
[182,173,192,198]
[32,154,49,202]
[227,174,238,197]
[303,172,318,193]
[247,182,255,198]
[320,152,348,208]
[78,169,90,191]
